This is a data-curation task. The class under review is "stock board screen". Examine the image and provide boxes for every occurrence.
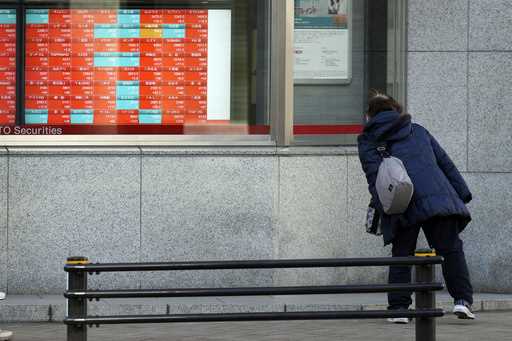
[24,8,231,126]
[0,9,16,125]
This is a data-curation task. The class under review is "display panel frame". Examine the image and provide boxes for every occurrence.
[0,0,277,146]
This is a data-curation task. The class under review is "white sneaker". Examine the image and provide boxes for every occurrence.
[453,304,476,320]
[0,329,13,341]
[0,292,5,300]
[387,317,410,324]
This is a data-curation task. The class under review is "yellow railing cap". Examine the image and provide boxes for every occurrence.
[66,256,90,265]
[415,249,437,257]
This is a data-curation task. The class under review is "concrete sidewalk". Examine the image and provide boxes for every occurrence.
[1,292,511,322]
[2,311,512,340]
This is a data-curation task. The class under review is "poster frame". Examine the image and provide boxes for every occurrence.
[294,0,352,85]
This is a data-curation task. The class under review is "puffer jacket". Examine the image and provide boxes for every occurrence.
[358,110,472,244]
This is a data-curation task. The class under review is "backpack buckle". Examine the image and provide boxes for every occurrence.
[377,146,390,158]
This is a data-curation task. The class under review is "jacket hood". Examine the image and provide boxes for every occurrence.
[363,111,412,143]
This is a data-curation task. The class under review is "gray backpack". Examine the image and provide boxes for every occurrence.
[375,144,414,215]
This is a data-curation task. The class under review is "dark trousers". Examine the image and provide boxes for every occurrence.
[388,216,474,309]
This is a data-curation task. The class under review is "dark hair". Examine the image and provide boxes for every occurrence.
[366,89,403,118]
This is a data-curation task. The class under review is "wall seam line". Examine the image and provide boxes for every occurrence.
[462,171,512,175]
[139,147,143,290]
[345,154,349,260]
[5,150,9,293]
[409,50,468,53]
[409,50,512,53]
[341,154,349,283]
[276,155,281,275]
[271,155,281,287]
[466,0,470,172]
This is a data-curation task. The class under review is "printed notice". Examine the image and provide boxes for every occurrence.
[295,29,348,80]
[294,0,351,83]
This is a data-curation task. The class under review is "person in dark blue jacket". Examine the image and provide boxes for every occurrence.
[358,91,475,323]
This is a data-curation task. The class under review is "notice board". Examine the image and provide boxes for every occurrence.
[294,0,352,84]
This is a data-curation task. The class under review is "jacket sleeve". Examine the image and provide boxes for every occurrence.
[427,130,473,204]
[357,135,385,213]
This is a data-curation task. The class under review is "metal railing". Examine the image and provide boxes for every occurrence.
[64,253,444,341]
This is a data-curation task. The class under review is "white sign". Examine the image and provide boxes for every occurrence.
[294,0,352,84]
[207,10,232,120]
[294,29,349,81]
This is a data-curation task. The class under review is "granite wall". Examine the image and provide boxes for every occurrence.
[408,0,512,292]
[0,143,509,294]
[1,147,384,295]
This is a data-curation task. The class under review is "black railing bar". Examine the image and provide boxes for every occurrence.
[64,309,445,325]
[64,257,444,272]
[64,283,444,299]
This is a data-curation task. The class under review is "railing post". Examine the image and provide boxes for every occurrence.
[414,250,437,341]
[66,257,89,341]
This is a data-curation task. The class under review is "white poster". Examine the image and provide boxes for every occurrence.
[294,0,351,84]
[207,10,232,120]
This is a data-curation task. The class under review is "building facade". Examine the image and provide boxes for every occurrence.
[0,0,510,296]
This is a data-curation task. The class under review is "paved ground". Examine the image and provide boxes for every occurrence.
[2,311,511,341]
